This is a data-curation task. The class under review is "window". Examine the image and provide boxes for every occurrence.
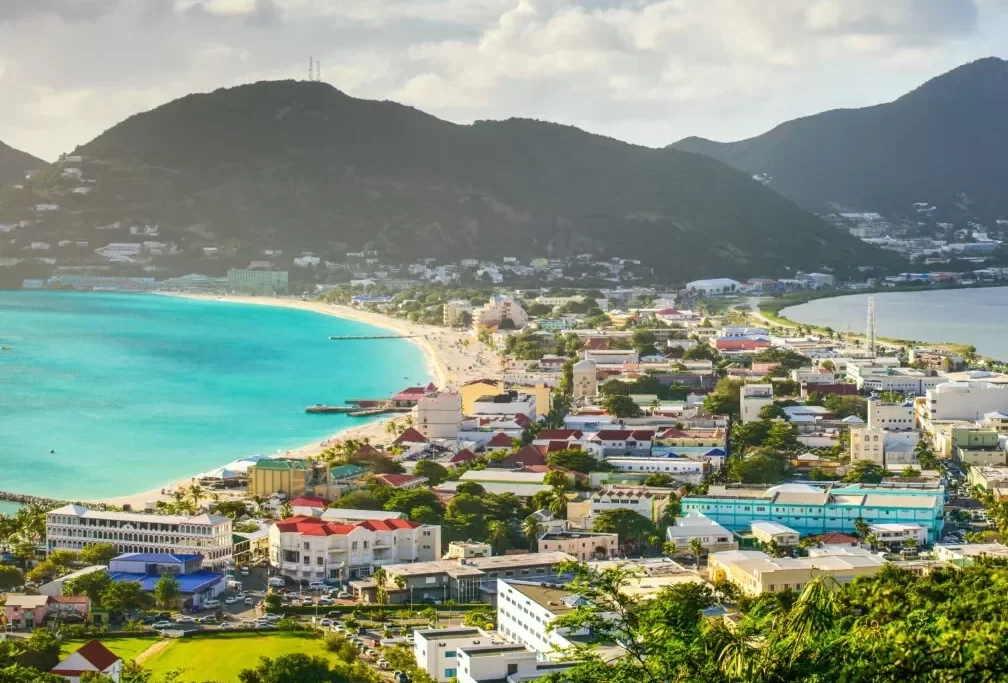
[445,651,456,658]
[304,542,310,550]
[444,670,456,678]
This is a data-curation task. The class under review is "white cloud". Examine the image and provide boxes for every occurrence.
[0,0,1006,160]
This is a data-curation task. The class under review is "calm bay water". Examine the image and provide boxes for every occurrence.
[781,286,1008,361]
[0,292,429,499]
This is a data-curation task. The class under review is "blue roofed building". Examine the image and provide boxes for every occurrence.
[108,553,225,609]
[681,483,945,543]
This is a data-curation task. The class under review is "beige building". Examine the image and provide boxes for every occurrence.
[443,299,474,327]
[538,529,618,561]
[740,384,773,423]
[474,295,527,330]
[572,359,597,402]
[443,540,492,559]
[414,393,462,439]
[665,513,738,552]
[248,458,330,499]
[868,401,916,431]
[710,547,886,596]
[750,521,800,547]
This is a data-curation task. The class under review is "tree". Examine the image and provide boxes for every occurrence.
[522,515,544,550]
[915,435,939,470]
[548,489,568,519]
[486,520,511,554]
[334,491,383,510]
[384,488,443,517]
[843,460,887,484]
[592,508,655,546]
[413,460,448,487]
[853,516,870,540]
[21,628,61,672]
[78,542,118,566]
[100,581,151,614]
[600,394,642,419]
[238,653,361,683]
[643,473,674,487]
[154,574,181,609]
[558,360,574,398]
[758,403,788,420]
[546,449,607,474]
[372,567,388,606]
[0,565,24,591]
[688,537,704,568]
[900,465,921,478]
[726,449,789,484]
[454,481,486,497]
[462,607,496,629]
[408,505,442,525]
[702,378,743,417]
[48,549,78,569]
[600,379,631,396]
[764,421,800,452]
[543,470,568,488]
[64,569,112,604]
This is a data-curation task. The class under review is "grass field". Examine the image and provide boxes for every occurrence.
[140,632,334,682]
[60,636,161,662]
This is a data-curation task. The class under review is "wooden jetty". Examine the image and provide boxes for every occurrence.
[329,334,421,341]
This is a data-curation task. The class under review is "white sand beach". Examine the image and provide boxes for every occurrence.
[92,294,502,509]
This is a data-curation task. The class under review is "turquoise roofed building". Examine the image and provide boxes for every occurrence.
[681,483,945,543]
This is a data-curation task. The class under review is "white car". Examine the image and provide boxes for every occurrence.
[175,616,196,624]
[378,659,390,670]
[319,618,334,627]
[225,596,238,605]
[337,591,351,600]
[335,624,346,632]
[244,597,254,606]
[308,581,326,590]
[151,621,173,629]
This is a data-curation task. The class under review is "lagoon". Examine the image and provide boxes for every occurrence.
[780,287,1008,361]
[0,292,430,499]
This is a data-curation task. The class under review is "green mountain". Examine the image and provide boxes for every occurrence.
[62,80,893,279]
[0,140,44,186]
[672,57,1008,217]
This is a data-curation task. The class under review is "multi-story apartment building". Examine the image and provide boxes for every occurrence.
[443,299,474,327]
[46,504,233,568]
[583,486,677,526]
[681,483,944,542]
[602,456,707,484]
[572,359,597,401]
[710,546,886,595]
[925,381,1008,424]
[850,427,919,467]
[868,400,916,431]
[473,296,527,330]
[226,268,289,295]
[537,530,618,561]
[269,516,441,582]
[414,393,463,439]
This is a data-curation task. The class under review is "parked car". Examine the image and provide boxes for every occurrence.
[317,597,334,606]
[319,618,334,628]
[218,623,234,630]
[267,577,285,588]
[244,598,254,606]
[336,591,351,600]
[378,659,390,670]
[225,597,238,605]
[327,611,343,619]
[199,615,217,624]
[151,621,173,629]
[175,616,196,624]
[308,581,326,590]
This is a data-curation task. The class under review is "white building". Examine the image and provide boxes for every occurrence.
[269,515,441,582]
[474,295,527,329]
[414,627,489,682]
[740,384,773,423]
[868,401,916,431]
[582,349,638,366]
[869,523,927,546]
[51,641,123,683]
[750,521,800,547]
[850,427,919,468]
[497,580,588,657]
[456,643,574,683]
[294,253,321,267]
[471,392,536,419]
[603,456,707,484]
[926,381,1008,424]
[686,278,743,295]
[588,486,676,525]
[665,513,738,552]
[46,504,232,568]
[572,359,597,402]
[415,393,463,439]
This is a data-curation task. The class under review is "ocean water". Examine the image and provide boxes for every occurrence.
[0,292,430,499]
[780,287,1008,361]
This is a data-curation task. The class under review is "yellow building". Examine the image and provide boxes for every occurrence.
[461,379,504,415]
[248,459,312,498]
[516,383,552,418]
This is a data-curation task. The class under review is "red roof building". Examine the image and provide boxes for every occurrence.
[374,473,429,489]
[447,448,477,464]
[52,640,122,681]
[484,432,514,451]
[535,429,584,441]
[714,338,770,352]
[393,427,429,446]
[818,532,860,547]
[492,445,547,469]
[289,496,329,509]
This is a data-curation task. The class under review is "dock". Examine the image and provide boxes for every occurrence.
[329,334,421,341]
[305,405,357,414]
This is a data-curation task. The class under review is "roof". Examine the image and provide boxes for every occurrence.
[330,464,367,479]
[590,429,655,441]
[375,551,575,580]
[275,515,419,536]
[375,473,428,488]
[818,532,860,545]
[394,427,429,445]
[505,582,583,615]
[112,553,202,564]
[47,504,228,527]
[290,496,329,508]
[4,594,49,609]
[536,429,584,441]
[485,432,514,447]
[321,508,406,522]
[253,458,307,471]
[448,448,477,463]
[751,521,799,536]
[53,641,121,674]
[109,571,225,594]
[494,445,546,469]
[354,444,383,458]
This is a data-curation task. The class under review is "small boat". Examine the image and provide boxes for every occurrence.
[0,346,10,351]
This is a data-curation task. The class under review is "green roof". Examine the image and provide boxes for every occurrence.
[253,459,306,470]
[330,464,367,479]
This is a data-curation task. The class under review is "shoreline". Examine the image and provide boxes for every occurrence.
[31,292,499,510]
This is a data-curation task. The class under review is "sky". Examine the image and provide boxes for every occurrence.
[2,0,1008,161]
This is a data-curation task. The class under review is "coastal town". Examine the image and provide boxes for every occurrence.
[4,279,1008,682]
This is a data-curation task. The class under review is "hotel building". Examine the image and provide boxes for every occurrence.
[46,504,233,568]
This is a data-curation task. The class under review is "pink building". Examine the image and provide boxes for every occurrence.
[3,594,89,630]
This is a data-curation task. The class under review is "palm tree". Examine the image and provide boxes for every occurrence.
[279,502,293,520]
[689,537,704,569]
[522,516,543,551]
[865,533,880,552]
[372,567,388,605]
[487,520,510,554]
[548,490,568,519]
[853,516,870,541]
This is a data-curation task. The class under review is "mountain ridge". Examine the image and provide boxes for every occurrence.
[0,140,45,186]
[13,79,896,279]
[670,57,1008,217]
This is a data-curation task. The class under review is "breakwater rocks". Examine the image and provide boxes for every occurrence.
[0,491,116,511]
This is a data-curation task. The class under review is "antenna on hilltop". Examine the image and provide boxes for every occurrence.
[867,296,877,359]
[316,61,321,82]
[308,56,314,81]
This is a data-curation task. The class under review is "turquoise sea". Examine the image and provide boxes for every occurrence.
[0,292,430,499]
[780,286,1008,361]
